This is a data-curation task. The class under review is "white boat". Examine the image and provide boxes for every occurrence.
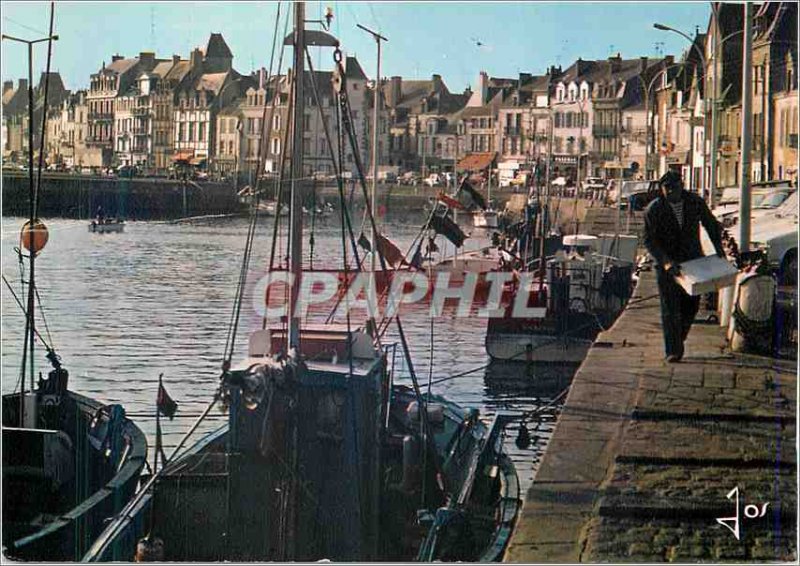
[485,332,592,364]
[257,200,288,216]
[88,219,125,233]
[473,209,499,228]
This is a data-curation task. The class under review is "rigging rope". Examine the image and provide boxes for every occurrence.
[221,1,287,367]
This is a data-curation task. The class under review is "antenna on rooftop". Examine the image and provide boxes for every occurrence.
[150,6,155,47]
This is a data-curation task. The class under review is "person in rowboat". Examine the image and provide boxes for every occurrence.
[643,170,725,363]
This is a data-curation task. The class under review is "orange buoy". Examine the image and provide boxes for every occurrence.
[20,219,49,255]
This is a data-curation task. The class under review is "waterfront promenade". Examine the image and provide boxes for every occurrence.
[506,267,796,562]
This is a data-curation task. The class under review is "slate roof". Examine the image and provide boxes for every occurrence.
[205,33,233,59]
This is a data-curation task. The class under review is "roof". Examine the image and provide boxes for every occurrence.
[150,61,174,78]
[2,86,17,106]
[196,72,228,94]
[164,60,192,83]
[457,152,496,172]
[345,56,367,81]
[106,57,139,75]
[460,105,493,118]
[205,33,233,59]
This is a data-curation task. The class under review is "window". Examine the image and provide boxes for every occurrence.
[219,141,225,155]
[554,113,561,128]
[178,122,185,141]
[199,122,205,142]
[188,122,195,141]
[273,114,281,131]
[303,114,310,131]
[271,137,280,155]
[626,117,633,132]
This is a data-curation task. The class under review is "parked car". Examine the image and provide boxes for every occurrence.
[610,180,659,210]
[714,188,795,227]
[581,176,607,198]
[423,173,442,188]
[196,171,209,181]
[399,172,419,186]
[749,191,798,285]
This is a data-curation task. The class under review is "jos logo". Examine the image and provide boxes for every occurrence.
[716,486,770,540]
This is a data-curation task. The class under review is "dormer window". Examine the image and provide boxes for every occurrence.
[556,85,565,102]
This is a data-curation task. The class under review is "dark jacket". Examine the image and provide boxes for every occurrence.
[643,189,724,267]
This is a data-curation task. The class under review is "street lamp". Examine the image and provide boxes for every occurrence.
[641,62,688,180]
[655,21,746,205]
[653,22,709,197]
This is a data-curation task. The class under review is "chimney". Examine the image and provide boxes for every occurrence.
[259,67,266,90]
[608,54,622,74]
[19,78,28,91]
[432,73,443,92]
[190,48,203,70]
[576,58,590,77]
[3,80,12,95]
[640,56,649,74]
[389,75,402,107]
[548,65,562,78]
[172,54,181,65]
[518,72,532,85]
[112,54,124,62]
[478,71,488,104]
[664,55,675,66]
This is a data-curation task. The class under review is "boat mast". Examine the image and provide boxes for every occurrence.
[288,1,306,351]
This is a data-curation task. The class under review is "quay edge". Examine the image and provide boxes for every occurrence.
[504,267,796,563]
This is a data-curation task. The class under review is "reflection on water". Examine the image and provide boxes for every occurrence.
[1,214,574,493]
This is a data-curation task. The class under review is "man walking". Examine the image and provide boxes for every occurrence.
[643,171,725,362]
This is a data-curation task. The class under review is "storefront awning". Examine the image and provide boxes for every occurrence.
[173,150,194,162]
[457,152,496,173]
[190,157,207,166]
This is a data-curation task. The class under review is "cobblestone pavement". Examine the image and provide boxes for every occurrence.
[505,268,796,563]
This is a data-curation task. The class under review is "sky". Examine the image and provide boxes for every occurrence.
[2,1,711,93]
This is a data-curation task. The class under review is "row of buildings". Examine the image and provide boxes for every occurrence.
[2,2,797,191]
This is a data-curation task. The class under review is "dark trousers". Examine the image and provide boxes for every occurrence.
[656,267,700,358]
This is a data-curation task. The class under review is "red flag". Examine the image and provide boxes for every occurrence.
[376,234,407,268]
[437,191,464,210]
[157,379,178,420]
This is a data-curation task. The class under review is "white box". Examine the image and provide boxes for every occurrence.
[675,255,739,296]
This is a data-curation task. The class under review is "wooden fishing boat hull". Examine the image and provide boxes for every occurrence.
[83,384,520,562]
[88,222,125,234]
[2,391,147,561]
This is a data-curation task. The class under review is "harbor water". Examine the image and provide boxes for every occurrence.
[1,213,573,492]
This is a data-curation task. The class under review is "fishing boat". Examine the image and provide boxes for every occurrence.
[471,173,499,229]
[485,232,638,363]
[83,5,519,562]
[88,218,126,233]
[2,11,147,560]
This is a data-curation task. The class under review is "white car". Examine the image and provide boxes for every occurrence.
[581,176,606,197]
[713,187,794,227]
[749,192,798,285]
[423,174,441,187]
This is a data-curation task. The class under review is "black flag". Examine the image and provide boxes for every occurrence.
[430,213,466,248]
[456,178,487,211]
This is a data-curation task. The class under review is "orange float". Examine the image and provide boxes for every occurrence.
[20,219,49,255]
